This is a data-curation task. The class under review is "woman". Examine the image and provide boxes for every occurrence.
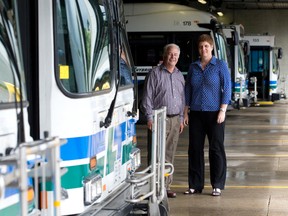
[184,34,231,196]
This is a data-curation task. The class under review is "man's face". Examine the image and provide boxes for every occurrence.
[164,47,180,67]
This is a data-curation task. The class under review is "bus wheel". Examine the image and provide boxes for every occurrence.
[159,203,169,216]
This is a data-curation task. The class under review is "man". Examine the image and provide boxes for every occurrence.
[142,43,185,198]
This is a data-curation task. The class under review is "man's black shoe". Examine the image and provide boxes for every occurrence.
[167,190,177,198]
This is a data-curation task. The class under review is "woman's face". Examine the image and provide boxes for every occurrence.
[198,41,213,59]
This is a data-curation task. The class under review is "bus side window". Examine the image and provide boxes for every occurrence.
[120,50,133,86]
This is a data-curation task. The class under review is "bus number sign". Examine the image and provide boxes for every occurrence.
[183,21,192,26]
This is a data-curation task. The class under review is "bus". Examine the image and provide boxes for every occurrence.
[0,0,32,214]
[124,2,232,118]
[0,1,63,215]
[243,35,282,102]
[223,24,250,108]
[11,0,169,215]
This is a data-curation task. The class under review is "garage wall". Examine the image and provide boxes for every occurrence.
[219,10,288,96]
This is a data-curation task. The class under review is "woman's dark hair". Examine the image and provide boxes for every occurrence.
[198,34,213,46]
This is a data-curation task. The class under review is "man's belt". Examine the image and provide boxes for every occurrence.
[166,114,179,118]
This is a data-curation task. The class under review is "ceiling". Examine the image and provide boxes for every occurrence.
[123,0,288,11]
[223,0,288,10]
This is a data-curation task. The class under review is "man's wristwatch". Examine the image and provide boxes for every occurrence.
[220,108,226,113]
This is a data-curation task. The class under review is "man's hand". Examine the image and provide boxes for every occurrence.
[147,120,153,130]
[179,123,184,134]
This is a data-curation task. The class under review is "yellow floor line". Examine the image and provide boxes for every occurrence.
[250,154,288,157]
[172,185,288,189]
[225,139,288,142]
[175,154,288,157]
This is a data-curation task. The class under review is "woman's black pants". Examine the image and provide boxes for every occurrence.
[188,111,227,190]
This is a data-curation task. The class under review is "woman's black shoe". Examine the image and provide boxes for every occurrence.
[183,189,202,194]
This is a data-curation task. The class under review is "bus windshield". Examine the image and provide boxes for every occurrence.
[214,33,228,63]
[238,45,246,75]
[56,0,112,94]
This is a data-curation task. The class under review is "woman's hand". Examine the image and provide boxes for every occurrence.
[217,111,226,124]
[184,106,189,126]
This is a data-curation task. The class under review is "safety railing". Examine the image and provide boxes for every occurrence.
[250,76,258,103]
[0,136,66,216]
[125,106,174,207]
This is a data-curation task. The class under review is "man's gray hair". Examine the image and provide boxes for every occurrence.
[163,43,180,57]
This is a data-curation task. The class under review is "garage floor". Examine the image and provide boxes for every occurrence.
[136,100,288,216]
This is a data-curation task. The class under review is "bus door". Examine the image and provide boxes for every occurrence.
[248,47,270,100]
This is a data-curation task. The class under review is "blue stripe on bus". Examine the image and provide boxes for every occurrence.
[270,80,277,89]
[4,177,33,198]
[4,188,19,198]
[114,123,126,160]
[60,131,106,160]
[60,119,135,161]
[127,119,136,137]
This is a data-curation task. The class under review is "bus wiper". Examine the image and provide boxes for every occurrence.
[100,3,121,128]
[127,64,138,118]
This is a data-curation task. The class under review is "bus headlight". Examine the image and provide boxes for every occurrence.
[234,93,240,99]
[83,174,102,205]
[130,148,141,172]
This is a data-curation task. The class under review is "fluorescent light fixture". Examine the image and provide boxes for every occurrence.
[198,0,207,4]
[217,11,224,16]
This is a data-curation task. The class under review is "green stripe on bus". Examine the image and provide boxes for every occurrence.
[61,156,105,189]
[122,143,133,164]
[0,203,20,216]
[106,128,116,175]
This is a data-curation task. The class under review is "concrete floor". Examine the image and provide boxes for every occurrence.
[136,100,288,216]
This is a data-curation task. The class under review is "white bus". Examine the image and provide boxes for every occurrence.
[0,1,63,215]
[124,3,232,117]
[244,35,282,102]
[21,0,139,215]
[223,24,250,108]
[0,1,32,214]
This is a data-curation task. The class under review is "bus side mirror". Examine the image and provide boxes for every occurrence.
[232,31,239,46]
[242,41,250,56]
[278,48,283,59]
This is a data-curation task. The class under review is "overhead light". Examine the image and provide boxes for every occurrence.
[217,11,224,17]
[198,0,207,4]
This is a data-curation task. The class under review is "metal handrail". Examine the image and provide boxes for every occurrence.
[0,136,66,216]
[20,137,66,216]
[126,106,171,206]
